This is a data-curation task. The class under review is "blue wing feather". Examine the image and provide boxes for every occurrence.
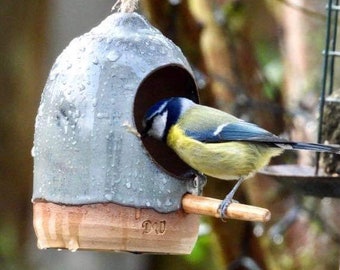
[184,121,340,153]
[185,121,279,143]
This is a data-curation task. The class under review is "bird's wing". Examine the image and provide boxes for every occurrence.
[179,105,340,153]
[185,120,283,143]
[180,105,284,144]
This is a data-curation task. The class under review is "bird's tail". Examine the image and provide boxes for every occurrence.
[276,142,340,154]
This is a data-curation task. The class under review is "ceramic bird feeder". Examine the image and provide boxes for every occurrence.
[32,10,270,254]
[32,11,203,254]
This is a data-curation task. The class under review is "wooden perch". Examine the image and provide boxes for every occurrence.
[182,194,271,222]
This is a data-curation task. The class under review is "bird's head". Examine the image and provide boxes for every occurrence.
[142,97,194,141]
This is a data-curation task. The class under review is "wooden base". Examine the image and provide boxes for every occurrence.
[33,201,199,254]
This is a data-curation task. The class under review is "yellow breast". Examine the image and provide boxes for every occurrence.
[167,125,283,180]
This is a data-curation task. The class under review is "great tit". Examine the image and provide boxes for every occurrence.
[142,97,340,219]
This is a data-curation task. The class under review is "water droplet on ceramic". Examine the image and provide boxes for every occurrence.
[92,57,99,65]
[96,112,109,119]
[31,146,36,157]
[105,193,113,200]
[165,198,172,206]
[107,51,121,62]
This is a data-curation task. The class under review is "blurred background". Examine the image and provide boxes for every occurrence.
[1,0,340,269]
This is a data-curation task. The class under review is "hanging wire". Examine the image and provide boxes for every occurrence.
[316,0,340,174]
[328,0,339,96]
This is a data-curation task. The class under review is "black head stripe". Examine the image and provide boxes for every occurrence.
[162,98,182,138]
[142,99,168,131]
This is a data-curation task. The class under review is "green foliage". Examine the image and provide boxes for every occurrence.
[0,220,28,270]
[0,221,17,260]
[184,221,225,270]
[222,1,247,32]
[256,41,283,100]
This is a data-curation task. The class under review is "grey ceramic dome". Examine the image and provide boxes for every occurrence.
[32,12,201,212]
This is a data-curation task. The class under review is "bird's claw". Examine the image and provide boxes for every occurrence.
[218,177,245,221]
[218,198,239,222]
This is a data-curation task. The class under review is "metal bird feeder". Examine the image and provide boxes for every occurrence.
[260,0,340,198]
[32,11,202,254]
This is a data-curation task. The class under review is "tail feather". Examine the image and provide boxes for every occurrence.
[276,142,340,154]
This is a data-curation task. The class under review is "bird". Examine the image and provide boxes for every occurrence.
[141,97,340,220]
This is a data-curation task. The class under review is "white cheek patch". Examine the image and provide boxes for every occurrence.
[213,123,229,136]
[149,111,168,139]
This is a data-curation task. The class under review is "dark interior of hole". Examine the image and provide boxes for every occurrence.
[134,65,199,180]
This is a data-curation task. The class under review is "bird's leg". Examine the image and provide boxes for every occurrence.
[218,177,246,221]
